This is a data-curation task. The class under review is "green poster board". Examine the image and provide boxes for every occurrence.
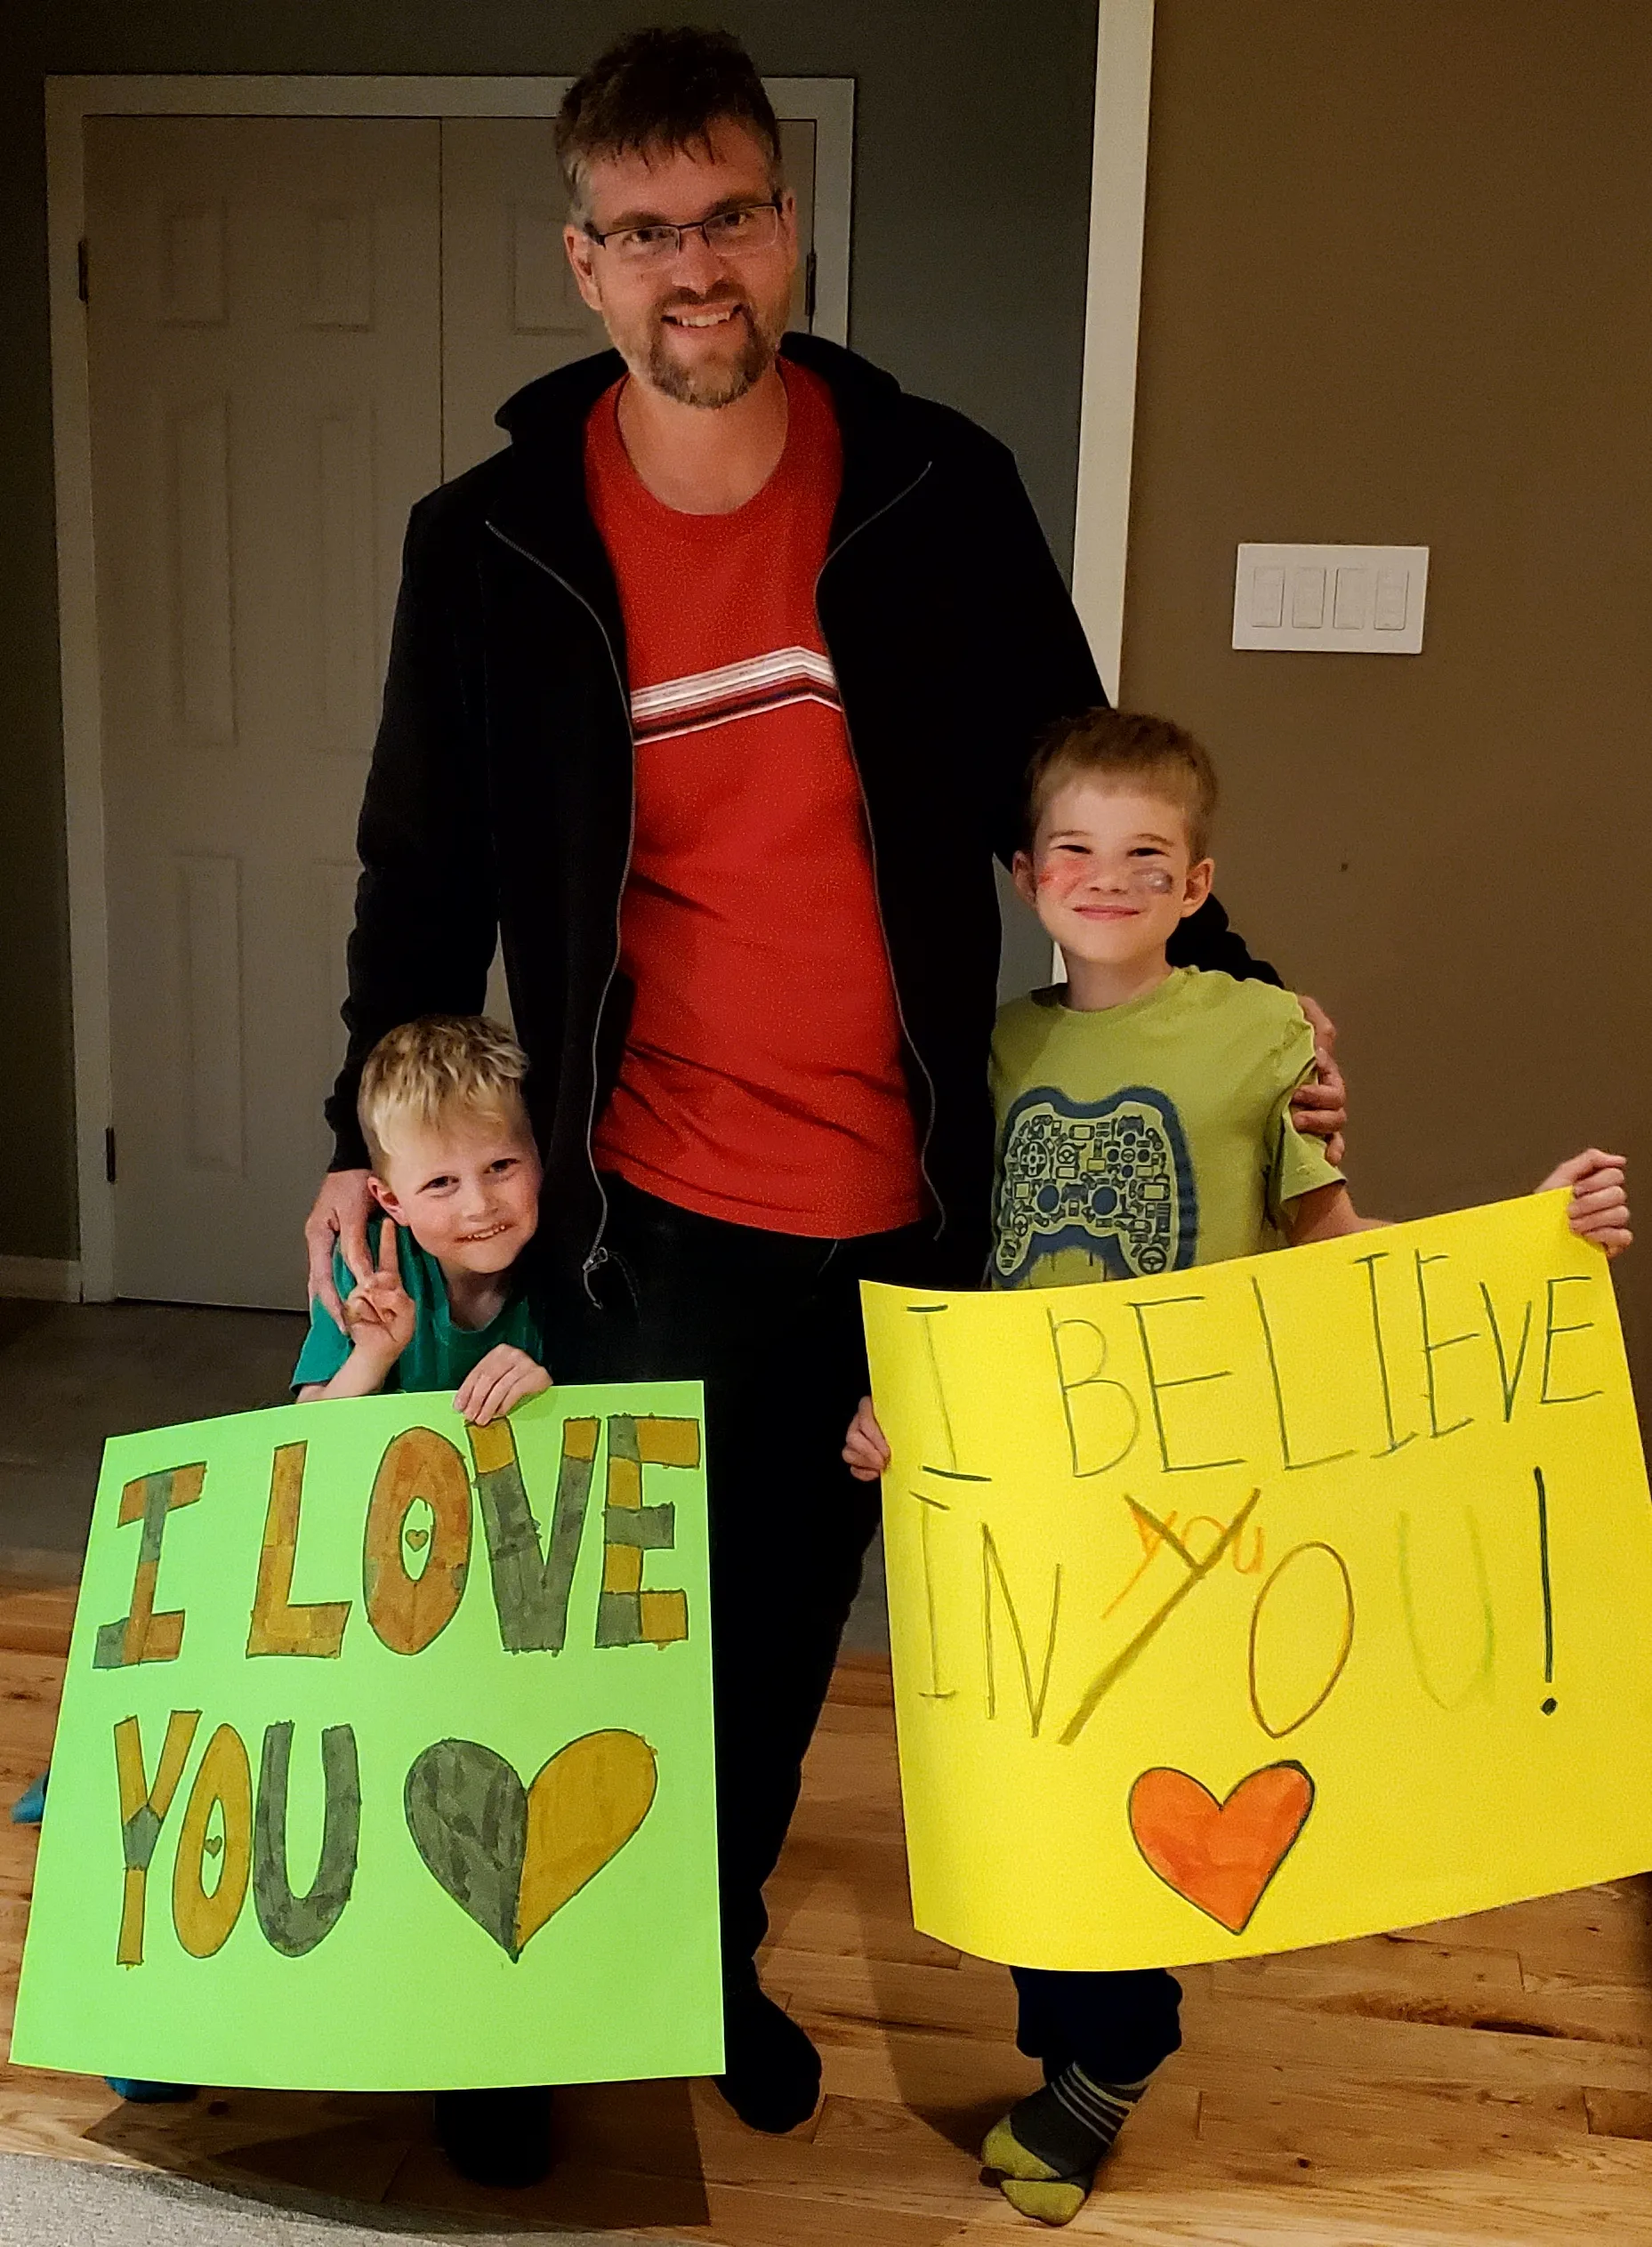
[11,1383,721,2091]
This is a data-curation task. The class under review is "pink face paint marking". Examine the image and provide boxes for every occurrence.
[1036,859,1089,898]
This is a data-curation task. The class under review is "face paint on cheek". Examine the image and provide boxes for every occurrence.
[1036,860,1089,899]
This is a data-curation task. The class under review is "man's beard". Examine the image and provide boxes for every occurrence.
[627,284,789,409]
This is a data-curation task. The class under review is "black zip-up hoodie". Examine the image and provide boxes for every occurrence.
[326,334,1272,1297]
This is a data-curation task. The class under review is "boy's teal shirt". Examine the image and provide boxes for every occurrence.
[292,1213,544,1393]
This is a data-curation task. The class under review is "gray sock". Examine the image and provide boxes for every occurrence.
[1006,2066,1149,2179]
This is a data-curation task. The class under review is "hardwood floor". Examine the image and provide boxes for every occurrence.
[5,1573,1652,2242]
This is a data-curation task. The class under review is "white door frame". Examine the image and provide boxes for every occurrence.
[45,72,855,1301]
[1071,0,1155,701]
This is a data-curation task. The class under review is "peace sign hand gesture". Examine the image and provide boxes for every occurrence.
[341,1220,417,1368]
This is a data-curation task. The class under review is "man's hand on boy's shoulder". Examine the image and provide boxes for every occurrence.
[307,1168,376,1330]
[1292,995,1347,1167]
[454,1346,552,1426]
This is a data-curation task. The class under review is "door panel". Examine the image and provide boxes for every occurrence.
[440,119,609,478]
[87,117,443,1308]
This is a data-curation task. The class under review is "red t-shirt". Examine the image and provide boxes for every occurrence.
[585,363,924,1237]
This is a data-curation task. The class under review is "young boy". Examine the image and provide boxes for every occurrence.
[294,1014,551,1426]
[88,1019,552,2113]
[844,709,1631,2227]
[292,1012,556,2178]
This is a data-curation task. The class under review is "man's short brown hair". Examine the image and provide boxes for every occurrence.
[1022,708,1220,861]
[555,27,782,221]
[357,1016,529,1175]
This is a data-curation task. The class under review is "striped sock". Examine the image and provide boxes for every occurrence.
[981,2066,1149,2226]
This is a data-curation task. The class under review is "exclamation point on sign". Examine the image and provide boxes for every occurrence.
[1534,1467,1557,1713]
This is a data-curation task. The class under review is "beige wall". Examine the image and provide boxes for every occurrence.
[1123,0,1652,1388]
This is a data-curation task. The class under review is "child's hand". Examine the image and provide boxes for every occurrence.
[1292,996,1348,1167]
[843,1396,890,1483]
[1537,1148,1632,1257]
[455,1346,552,1425]
[341,1222,416,1364]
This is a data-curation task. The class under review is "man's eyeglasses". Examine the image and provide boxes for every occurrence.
[584,199,784,268]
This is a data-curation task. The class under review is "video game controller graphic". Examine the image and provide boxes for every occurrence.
[994,1084,1197,1283]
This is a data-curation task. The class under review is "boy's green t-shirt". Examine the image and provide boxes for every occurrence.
[291,1215,544,1393]
[988,967,1343,1289]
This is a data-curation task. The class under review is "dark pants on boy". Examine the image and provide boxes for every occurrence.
[1011,1965,1183,2085]
[553,1174,939,1977]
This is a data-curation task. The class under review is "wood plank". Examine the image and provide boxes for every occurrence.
[772,1950,1019,2038]
[1187,2050,1590,2146]
[761,1897,962,1972]
[1585,2085,1652,2141]
[1179,1985,1652,2092]
[826,1654,895,1708]
[0,1583,76,1661]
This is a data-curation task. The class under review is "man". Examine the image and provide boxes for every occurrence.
[306,26,1344,2187]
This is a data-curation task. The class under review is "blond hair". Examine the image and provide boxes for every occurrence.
[357,1016,529,1174]
[1024,708,1219,861]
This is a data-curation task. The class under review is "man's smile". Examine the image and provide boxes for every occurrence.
[662,302,745,330]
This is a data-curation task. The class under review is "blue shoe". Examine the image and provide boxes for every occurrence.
[106,2079,197,2103]
[10,1774,46,1825]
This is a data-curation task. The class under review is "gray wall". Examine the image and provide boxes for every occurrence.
[1,0,1098,1265]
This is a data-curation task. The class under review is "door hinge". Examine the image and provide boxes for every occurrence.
[803,247,818,328]
[77,238,89,305]
[104,1126,117,1184]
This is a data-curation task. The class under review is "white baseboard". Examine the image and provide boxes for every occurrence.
[0,1255,83,1302]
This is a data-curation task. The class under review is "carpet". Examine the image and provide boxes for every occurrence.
[0,2151,660,2245]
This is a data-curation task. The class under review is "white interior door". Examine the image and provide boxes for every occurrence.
[87,108,826,1309]
[87,117,442,1309]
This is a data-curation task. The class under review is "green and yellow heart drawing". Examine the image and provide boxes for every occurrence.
[403,1732,657,1960]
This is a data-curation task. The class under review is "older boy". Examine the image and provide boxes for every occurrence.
[846,709,1629,2226]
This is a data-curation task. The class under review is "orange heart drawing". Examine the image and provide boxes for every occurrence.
[1128,1762,1314,1934]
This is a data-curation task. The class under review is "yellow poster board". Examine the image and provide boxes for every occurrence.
[863,1193,1652,1970]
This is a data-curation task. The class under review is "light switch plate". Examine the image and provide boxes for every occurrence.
[1232,544,1428,652]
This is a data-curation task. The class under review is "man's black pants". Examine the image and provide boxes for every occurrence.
[553,1174,937,1971]
[553,1176,1187,2085]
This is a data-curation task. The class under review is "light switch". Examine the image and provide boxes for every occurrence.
[1249,565,1285,629]
[1232,544,1429,653]
[1290,567,1326,629]
[1374,568,1410,630]
[1332,566,1370,630]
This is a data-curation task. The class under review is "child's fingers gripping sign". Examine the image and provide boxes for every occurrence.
[842,1396,891,1483]
[455,1345,552,1426]
[1537,1148,1632,1257]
